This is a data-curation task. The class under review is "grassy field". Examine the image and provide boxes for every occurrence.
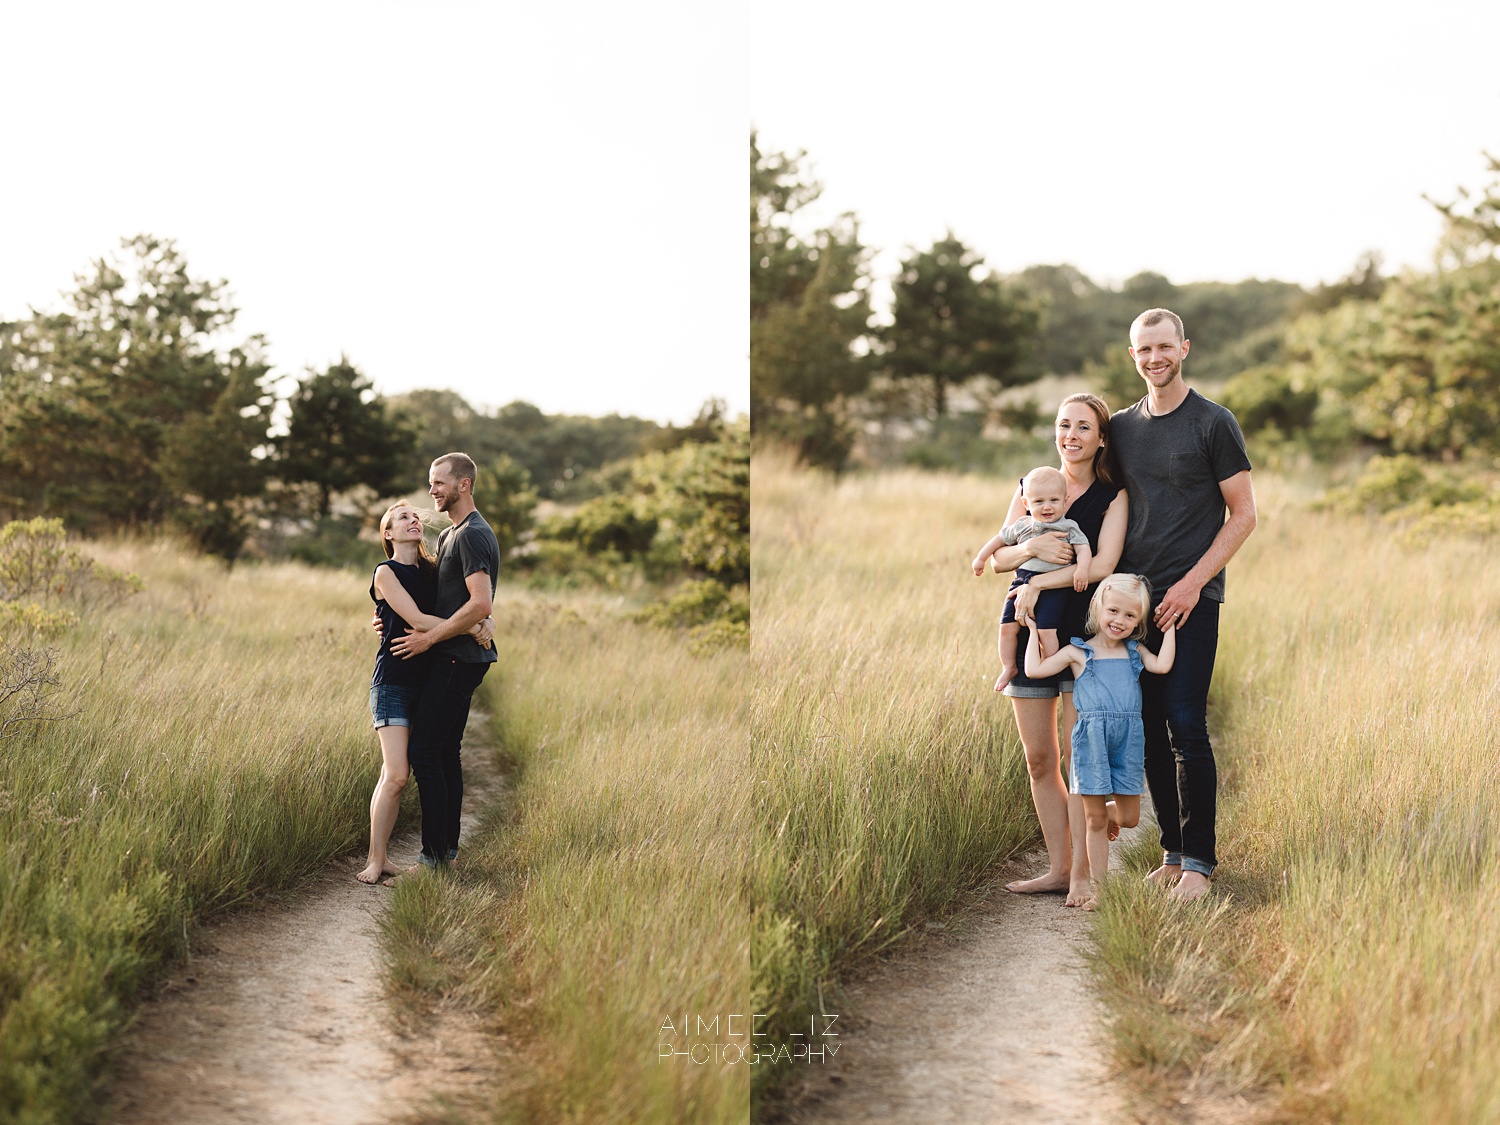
[749,451,1043,1105]
[1090,487,1500,1123]
[0,536,381,1125]
[378,591,751,1124]
[754,456,1500,1123]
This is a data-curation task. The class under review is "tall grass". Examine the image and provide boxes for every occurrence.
[378,592,750,1124]
[0,539,383,1125]
[749,452,1045,1103]
[1090,485,1500,1122]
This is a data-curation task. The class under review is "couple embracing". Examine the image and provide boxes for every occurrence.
[973,308,1257,908]
[357,453,501,885]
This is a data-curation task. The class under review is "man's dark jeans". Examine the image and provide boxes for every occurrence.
[408,656,490,864]
[1141,598,1220,873]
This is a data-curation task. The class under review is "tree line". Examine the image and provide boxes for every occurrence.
[752,132,1500,478]
[0,236,734,568]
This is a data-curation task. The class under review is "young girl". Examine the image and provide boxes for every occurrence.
[1022,574,1175,909]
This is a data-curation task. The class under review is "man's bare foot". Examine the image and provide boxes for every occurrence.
[994,665,1018,693]
[380,864,423,887]
[355,860,401,885]
[1145,863,1182,888]
[1005,873,1068,894]
[1168,870,1211,902]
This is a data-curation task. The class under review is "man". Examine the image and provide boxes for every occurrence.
[389,452,500,871]
[1110,309,1257,903]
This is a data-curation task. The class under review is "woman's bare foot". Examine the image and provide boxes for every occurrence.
[1005,873,1068,894]
[1144,863,1182,888]
[1077,894,1098,912]
[1064,877,1092,907]
[355,860,400,885]
[1168,870,1211,902]
[994,665,1018,693]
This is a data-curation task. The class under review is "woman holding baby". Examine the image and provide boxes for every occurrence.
[970,393,1127,906]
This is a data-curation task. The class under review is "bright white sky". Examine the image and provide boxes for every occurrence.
[2,3,746,426]
[753,1,1500,319]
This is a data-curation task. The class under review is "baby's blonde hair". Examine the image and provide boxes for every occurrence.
[1085,573,1152,641]
[1022,465,1067,499]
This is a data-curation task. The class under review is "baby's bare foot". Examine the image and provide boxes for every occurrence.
[994,665,1018,693]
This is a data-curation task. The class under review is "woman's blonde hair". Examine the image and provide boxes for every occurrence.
[1084,573,1152,641]
[378,502,437,571]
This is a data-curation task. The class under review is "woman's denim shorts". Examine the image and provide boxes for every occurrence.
[370,683,418,729]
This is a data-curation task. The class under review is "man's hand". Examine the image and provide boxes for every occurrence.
[371,610,383,636]
[390,628,433,660]
[1154,578,1203,630]
[1026,532,1074,567]
[471,616,495,650]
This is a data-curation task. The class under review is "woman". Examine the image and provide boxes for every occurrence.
[358,501,494,886]
[983,393,1127,906]
[357,502,441,884]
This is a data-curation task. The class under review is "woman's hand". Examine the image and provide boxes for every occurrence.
[1026,532,1075,567]
[1009,581,1040,624]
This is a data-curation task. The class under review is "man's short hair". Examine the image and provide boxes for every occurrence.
[1131,307,1186,342]
[434,452,478,487]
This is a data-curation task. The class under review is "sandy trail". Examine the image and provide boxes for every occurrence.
[781,824,1257,1125]
[108,728,504,1125]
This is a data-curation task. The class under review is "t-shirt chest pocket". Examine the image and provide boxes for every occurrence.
[1169,451,1204,490]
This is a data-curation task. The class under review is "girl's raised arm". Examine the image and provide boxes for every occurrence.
[1139,621,1177,675]
[1023,623,1086,681]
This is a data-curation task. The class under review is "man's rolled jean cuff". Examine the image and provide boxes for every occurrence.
[1181,855,1214,878]
[1164,851,1182,867]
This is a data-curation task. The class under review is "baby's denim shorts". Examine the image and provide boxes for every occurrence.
[370,683,418,729]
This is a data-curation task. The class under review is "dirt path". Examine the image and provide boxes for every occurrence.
[780,825,1257,1125]
[108,732,505,1125]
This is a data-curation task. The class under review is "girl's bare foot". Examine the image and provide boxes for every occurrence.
[1005,873,1068,894]
[1074,894,1097,912]
[355,861,400,885]
[1105,800,1121,841]
[1144,863,1182,887]
[994,666,1018,692]
[1064,879,1091,907]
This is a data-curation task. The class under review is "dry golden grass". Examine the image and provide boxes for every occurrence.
[380,592,750,1125]
[1,537,380,1124]
[750,451,1044,1102]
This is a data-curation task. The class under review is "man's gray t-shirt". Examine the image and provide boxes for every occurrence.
[1111,389,1251,604]
[434,510,500,663]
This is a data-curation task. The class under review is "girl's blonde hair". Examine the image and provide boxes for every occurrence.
[1084,573,1152,641]
[378,502,437,571]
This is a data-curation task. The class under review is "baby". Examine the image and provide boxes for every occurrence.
[972,466,1092,692]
